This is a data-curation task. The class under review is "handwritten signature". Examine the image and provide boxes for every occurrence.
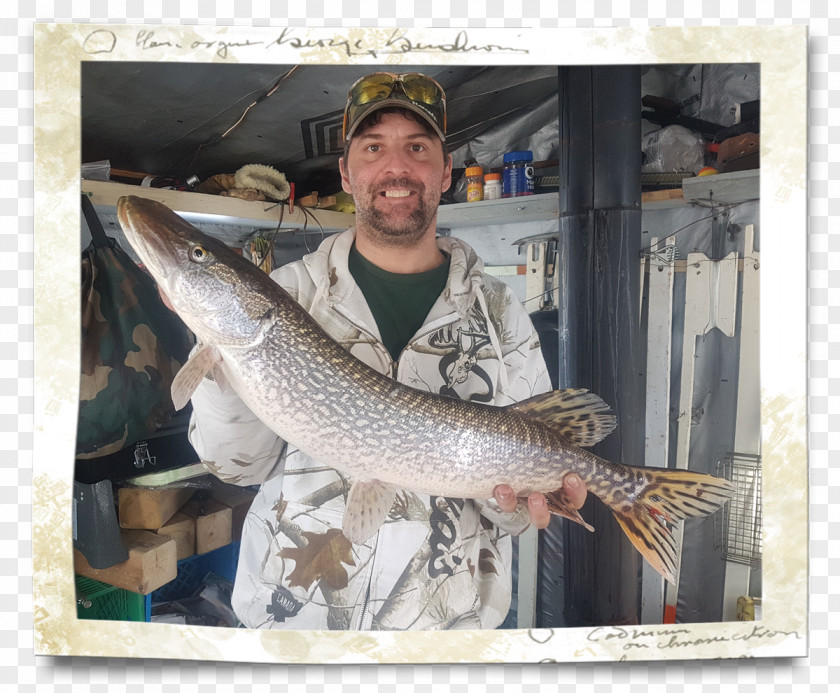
[82,27,529,60]
[529,623,802,659]
[587,624,802,652]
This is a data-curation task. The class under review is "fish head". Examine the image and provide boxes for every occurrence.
[116,195,275,345]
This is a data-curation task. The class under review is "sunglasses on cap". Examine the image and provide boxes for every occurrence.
[342,72,447,143]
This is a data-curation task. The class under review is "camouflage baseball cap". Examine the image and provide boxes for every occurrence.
[343,71,447,143]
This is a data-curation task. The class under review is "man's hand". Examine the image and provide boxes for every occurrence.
[493,473,587,529]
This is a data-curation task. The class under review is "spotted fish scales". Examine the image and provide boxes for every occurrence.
[117,195,736,584]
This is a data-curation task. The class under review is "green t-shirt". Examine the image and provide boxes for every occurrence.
[348,244,450,362]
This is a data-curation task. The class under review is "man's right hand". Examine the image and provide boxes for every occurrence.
[493,473,588,529]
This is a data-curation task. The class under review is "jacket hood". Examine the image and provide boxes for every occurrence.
[302,228,486,318]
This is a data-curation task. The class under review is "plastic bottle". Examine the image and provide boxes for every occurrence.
[483,173,502,200]
[502,150,535,197]
[465,166,484,202]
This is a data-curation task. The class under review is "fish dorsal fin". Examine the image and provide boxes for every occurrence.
[509,388,617,447]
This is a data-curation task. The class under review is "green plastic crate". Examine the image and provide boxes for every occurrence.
[75,543,240,623]
[75,575,149,622]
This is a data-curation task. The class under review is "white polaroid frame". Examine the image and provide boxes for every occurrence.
[32,23,808,663]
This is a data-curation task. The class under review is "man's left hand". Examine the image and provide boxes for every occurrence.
[493,473,587,529]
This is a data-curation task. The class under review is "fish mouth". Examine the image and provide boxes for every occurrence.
[116,196,186,280]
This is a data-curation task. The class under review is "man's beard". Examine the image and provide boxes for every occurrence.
[354,177,439,248]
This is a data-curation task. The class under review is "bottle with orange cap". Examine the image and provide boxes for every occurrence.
[483,172,502,200]
[465,165,484,202]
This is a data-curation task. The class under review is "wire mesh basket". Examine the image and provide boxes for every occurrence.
[715,453,762,567]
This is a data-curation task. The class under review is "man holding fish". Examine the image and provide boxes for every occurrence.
[123,70,733,631]
[187,71,587,630]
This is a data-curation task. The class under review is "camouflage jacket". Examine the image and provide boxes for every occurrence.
[188,228,552,630]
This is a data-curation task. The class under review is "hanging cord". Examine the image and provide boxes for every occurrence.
[154,67,298,159]
[219,65,300,139]
[259,195,326,259]
[187,65,301,172]
[299,205,326,254]
[640,198,758,256]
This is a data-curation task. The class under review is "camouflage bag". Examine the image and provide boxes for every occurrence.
[77,194,193,458]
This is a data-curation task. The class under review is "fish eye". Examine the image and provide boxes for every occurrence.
[190,245,210,263]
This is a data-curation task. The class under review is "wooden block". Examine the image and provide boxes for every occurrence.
[156,511,196,561]
[297,191,319,207]
[209,484,257,542]
[74,529,177,595]
[181,497,232,555]
[118,486,196,530]
[641,188,684,204]
[298,192,337,209]
[110,168,155,180]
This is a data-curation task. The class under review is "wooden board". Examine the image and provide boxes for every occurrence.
[156,511,196,561]
[181,497,233,555]
[118,486,196,530]
[74,530,177,595]
[641,188,684,204]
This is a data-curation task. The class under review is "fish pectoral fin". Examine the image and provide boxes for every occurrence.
[545,487,595,532]
[171,344,223,410]
[342,480,397,545]
[210,363,229,393]
[509,389,617,447]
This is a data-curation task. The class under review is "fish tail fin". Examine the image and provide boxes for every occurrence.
[599,469,736,584]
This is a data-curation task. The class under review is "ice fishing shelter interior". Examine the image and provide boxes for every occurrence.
[77,62,762,629]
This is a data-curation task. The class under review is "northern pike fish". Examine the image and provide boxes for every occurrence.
[117,195,735,584]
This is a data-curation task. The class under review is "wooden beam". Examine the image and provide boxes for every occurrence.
[209,484,257,543]
[641,188,684,205]
[74,530,177,595]
[181,497,233,555]
[118,486,196,531]
[155,511,196,561]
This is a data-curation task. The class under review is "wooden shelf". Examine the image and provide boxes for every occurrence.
[81,180,355,233]
[83,171,759,243]
[682,168,759,206]
[83,181,565,244]
[641,169,760,211]
[437,193,561,230]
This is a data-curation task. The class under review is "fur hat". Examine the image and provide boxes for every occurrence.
[234,164,291,202]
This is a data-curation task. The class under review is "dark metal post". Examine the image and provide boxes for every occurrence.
[538,65,645,628]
